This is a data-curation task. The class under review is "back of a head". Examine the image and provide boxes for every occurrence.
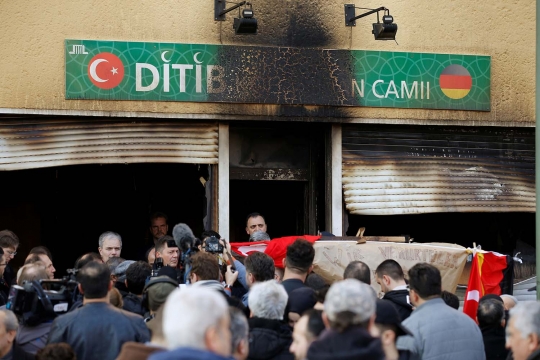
[36,343,76,360]
[285,239,315,274]
[126,261,152,295]
[245,252,275,282]
[29,246,53,261]
[0,229,19,249]
[191,252,220,281]
[109,287,124,309]
[172,223,196,252]
[305,309,325,340]
[375,259,405,282]
[146,276,178,312]
[478,298,505,328]
[249,280,288,320]
[324,279,376,332]
[163,287,228,350]
[289,287,317,315]
[24,254,43,265]
[0,309,18,333]
[441,290,460,310]
[249,231,271,242]
[18,263,48,285]
[305,273,328,291]
[229,307,249,352]
[343,261,371,285]
[509,302,540,340]
[77,261,111,299]
[407,263,441,299]
[75,252,103,269]
[106,256,125,274]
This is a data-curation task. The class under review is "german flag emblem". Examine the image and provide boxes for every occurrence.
[439,65,472,100]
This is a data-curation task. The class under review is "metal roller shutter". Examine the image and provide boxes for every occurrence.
[0,118,218,170]
[342,124,535,215]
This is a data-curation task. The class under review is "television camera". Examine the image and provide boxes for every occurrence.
[6,270,79,326]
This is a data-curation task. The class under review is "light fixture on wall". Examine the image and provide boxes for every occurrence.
[215,0,258,35]
[344,4,398,41]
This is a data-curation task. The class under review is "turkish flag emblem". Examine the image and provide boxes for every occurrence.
[87,52,125,89]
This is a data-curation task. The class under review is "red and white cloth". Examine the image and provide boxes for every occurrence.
[463,251,508,320]
[231,235,320,268]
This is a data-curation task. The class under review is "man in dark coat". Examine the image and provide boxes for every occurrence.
[478,298,509,360]
[247,280,293,360]
[0,309,34,360]
[123,260,151,316]
[375,260,413,321]
[47,261,150,360]
[307,279,384,360]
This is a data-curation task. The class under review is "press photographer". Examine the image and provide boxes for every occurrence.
[153,236,183,283]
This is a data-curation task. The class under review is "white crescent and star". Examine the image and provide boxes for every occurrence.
[193,52,202,64]
[89,59,108,83]
[161,51,171,63]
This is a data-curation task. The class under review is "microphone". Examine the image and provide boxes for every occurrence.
[172,223,196,253]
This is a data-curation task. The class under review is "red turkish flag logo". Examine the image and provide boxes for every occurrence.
[87,52,125,89]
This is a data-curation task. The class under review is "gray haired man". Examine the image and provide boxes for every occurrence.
[98,231,122,263]
[506,302,540,360]
[307,279,384,360]
[0,309,34,359]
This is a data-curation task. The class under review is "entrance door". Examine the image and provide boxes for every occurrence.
[228,122,326,243]
[229,180,305,243]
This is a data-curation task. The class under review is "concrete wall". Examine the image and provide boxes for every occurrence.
[0,0,534,125]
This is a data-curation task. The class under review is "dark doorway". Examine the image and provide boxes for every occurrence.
[228,121,328,243]
[0,163,208,275]
[229,180,305,243]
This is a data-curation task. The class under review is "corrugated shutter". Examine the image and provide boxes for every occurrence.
[342,124,535,215]
[0,118,218,170]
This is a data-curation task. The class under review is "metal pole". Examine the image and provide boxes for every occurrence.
[536,0,540,301]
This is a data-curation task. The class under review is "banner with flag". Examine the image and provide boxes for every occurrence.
[463,251,510,320]
[230,235,321,268]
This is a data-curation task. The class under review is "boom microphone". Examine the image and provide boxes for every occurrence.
[172,223,196,253]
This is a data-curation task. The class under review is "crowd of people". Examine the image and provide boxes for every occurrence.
[0,212,537,360]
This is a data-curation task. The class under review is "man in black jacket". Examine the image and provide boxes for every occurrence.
[478,298,508,360]
[375,260,413,321]
[123,261,151,316]
[247,280,293,360]
[47,261,150,360]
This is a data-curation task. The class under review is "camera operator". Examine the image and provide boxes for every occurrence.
[15,263,51,355]
[154,236,182,283]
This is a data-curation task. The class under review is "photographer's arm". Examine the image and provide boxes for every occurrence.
[222,239,248,290]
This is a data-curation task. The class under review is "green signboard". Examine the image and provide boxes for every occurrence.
[65,39,490,111]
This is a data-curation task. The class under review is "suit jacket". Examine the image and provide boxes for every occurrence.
[47,302,150,360]
[397,298,485,360]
